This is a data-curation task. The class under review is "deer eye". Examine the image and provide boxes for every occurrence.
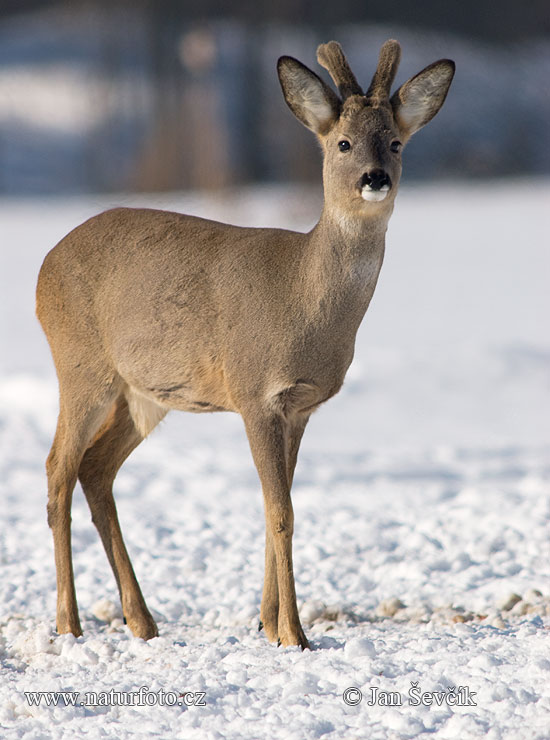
[390,140,402,153]
[338,140,351,152]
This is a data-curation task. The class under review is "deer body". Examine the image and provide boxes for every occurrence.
[37,40,454,649]
[40,207,384,423]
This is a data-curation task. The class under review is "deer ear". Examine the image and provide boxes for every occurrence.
[278,56,341,135]
[391,59,455,138]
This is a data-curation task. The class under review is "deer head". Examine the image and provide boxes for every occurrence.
[278,40,455,222]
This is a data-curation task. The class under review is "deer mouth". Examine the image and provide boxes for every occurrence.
[360,184,391,202]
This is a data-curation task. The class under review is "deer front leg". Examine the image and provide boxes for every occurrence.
[259,416,308,640]
[244,413,309,649]
[260,528,279,643]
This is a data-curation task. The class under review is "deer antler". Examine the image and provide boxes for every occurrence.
[365,39,401,103]
[317,41,363,100]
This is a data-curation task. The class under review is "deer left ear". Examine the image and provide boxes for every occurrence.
[391,59,455,138]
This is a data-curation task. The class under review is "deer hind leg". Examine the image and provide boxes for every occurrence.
[46,380,119,637]
[78,394,165,640]
[245,412,309,649]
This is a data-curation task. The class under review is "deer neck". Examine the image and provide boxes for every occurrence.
[303,201,392,320]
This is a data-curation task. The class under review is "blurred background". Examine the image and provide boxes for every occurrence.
[0,0,549,195]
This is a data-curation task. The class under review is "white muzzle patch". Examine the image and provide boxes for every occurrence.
[361,184,390,202]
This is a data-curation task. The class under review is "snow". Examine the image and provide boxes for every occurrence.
[0,180,549,738]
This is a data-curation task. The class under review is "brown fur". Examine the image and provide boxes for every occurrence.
[36,39,454,649]
[316,41,363,99]
[365,39,402,104]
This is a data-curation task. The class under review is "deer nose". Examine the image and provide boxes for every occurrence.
[361,169,391,191]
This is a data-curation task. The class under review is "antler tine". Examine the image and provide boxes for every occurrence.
[317,41,363,100]
[365,39,402,102]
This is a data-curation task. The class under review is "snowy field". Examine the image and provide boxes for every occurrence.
[1,180,549,738]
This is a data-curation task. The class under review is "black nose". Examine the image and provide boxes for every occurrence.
[361,169,391,191]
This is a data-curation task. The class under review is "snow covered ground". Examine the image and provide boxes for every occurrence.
[0,180,549,738]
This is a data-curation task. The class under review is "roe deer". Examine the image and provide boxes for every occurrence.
[36,39,454,649]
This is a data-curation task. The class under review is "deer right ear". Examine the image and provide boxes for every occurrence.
[278,56,341,135]
[390,59,455,139]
